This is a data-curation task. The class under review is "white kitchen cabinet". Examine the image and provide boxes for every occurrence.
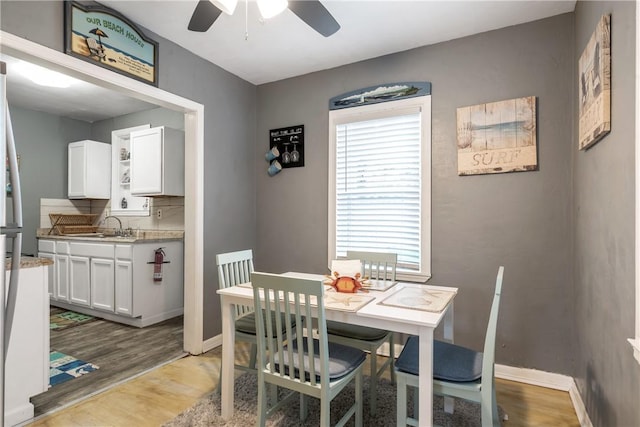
[54,241,70,302]
[68,140,111,199]
[115,259,133,315]
[55,255,69,301]
[130,126,184,196]
[69,255,90,306]
[91,257,115,311]
[69,242,115,312]
[39,237,183,328]
[37,244,55,298]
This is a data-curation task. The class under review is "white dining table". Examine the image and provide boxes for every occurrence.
[216,272,457,427]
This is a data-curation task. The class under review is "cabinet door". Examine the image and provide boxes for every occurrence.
[115,259,133,316]
[67,143,86,198]
[69,255,91,306]
[55,254,69,301]
[130,127,163,195]
[38,252,55,298]
[91,257,115,312]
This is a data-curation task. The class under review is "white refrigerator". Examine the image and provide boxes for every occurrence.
[0,61,24,427]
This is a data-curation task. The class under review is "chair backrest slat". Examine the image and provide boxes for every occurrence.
[481,266,504,391]
[346,250,398,282]
[216,249,255,318]
[252,272,328,387]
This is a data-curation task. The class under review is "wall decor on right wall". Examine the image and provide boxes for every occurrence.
[456,96,537,176]
[578,14,611,150]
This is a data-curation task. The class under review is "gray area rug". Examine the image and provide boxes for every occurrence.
[164,373,504,426]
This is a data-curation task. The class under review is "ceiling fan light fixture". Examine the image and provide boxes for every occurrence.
[257,0,288,19]
[210,0,237,15]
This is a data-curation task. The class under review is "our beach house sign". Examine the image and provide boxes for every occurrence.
[64,1,159,86]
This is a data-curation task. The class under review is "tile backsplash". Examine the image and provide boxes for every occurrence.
[40,197,184,232]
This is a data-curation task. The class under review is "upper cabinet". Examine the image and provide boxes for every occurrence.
[130,126,184,197]
[111,125,151,216]
[68,140,111,199]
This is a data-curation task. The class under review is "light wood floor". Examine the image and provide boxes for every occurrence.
[28,342,581,427]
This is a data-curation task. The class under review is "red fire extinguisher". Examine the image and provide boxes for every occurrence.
[153,248,166,282]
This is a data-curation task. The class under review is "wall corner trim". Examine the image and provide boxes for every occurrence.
[495,364,573,390]
[496,364,592,427]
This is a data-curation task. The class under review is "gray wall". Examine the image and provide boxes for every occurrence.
[573,2,640,426]
[1,1,258,340]
[9,106,92,255]
[91,107,185,140]
[5,1,640,423]
[256,14,575,374]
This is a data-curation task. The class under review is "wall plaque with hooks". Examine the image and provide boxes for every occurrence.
[269,125,304,169]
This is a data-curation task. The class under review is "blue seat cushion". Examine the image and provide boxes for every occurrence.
[395,336,483,382]
[235,311,295,338]
[326,320,389,341]
[273,338,366,381]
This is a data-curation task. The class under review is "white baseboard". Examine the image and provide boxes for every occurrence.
[495,364,573,390]
[495,364,592,427]
[203,334,222,353]
[568,380,594,427]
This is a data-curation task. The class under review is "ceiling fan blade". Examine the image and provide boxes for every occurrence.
[188,0,223,32]
[288,0,340,37]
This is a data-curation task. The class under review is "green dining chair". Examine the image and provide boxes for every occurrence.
[251,272,366,427]
[394,266,505,427]
[326,250,397,415]
[215,249,295,395]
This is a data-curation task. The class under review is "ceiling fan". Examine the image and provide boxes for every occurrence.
[188,0,340,37]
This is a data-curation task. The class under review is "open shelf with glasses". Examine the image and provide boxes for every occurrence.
[110,125,151,216]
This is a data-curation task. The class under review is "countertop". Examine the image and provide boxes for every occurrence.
[5,256,54,269]
[36,228,184,243]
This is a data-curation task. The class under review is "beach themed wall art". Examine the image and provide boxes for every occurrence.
[64,1,159,86]
[456,96,537,176]
[578,14,611,150]
[329,82,431,110]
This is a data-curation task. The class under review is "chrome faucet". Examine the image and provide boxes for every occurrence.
[103,215,124,236]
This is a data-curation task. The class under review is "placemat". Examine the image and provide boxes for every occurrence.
[379,286,456,312]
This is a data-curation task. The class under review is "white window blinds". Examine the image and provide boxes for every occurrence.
[335,112,422,271]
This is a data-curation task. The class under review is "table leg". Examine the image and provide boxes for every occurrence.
[418,326,434,427]
[220,296,236,420]
[443,301,454,342]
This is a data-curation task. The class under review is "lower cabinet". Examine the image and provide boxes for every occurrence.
[91,257,115,311]
[37,238,183,327]
[115,255,133,315]
[69,255,91,306]
[69,242,115,311]
[54,241,70,302]
[37,251,55,297]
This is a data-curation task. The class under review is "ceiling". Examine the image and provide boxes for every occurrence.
[1,54,157,122]
[101,0,576,85]
[4,0,576,122]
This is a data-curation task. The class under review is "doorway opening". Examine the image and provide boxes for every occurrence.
[1,30,205,415]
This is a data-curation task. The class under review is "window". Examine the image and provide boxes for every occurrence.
[328,96,431,282]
